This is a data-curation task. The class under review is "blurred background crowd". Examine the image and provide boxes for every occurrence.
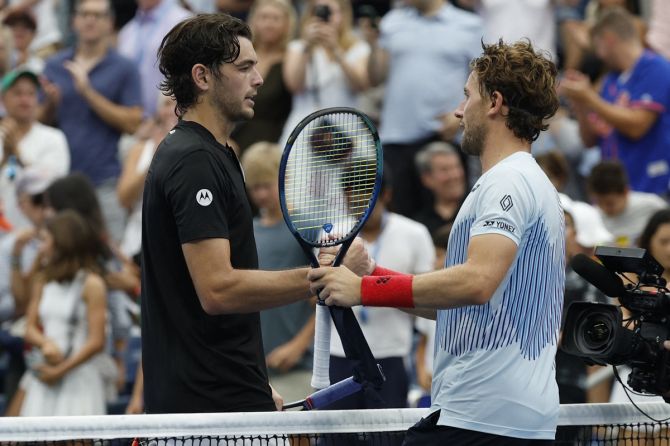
[0,0,669,419]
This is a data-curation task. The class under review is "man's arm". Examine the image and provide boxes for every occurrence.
[309,233,517,309]
[561,70,659,141]
[64,60,143,134]
[182,238,311,315]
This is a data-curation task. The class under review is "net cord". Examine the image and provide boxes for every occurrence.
[3,404,670,441]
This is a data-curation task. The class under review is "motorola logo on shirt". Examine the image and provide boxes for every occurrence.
[196,189,213,206]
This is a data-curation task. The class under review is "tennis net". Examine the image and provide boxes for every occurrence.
[1,403,669,445]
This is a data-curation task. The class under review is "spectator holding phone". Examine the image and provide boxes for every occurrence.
[280,0,369,146]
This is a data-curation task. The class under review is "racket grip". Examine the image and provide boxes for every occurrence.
[311,303,331,389]
[305,376,362,410]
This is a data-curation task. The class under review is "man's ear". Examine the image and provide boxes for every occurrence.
[488,91,505,117]
[192,64,209,91]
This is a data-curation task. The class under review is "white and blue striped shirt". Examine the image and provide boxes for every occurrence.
[432,151,565,439]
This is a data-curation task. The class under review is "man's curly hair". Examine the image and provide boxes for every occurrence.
[470,39,559,143]
[158,14,252,117]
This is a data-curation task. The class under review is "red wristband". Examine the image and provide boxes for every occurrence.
[371,265,403,276]
[361,275,414,308]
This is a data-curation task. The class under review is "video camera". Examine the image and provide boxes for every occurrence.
[562,246,670,396]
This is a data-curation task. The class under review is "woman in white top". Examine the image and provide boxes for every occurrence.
[21,209,108,416]
[280,0,369,145]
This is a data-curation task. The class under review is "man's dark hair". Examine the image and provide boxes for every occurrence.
[158,13,252,117]
[470,39,559,143]
[586,160,629,195]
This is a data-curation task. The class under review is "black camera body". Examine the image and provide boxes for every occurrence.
[562,247,670,395]
[314,4,331,22]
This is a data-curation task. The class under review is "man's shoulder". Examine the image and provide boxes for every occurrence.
[628,191,667,210]
[102,48,138,71]
[44,47,74,70]
[30,122,66,139]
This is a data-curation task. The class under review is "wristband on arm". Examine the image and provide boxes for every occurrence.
[361,274,414,308]
[370,265,403,276]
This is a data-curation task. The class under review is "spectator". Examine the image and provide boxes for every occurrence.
[230,0,295,153]
[20,210,108,416]
[364,0,482,217]
[639,209,670,286]
[327,166,435,411]
[559,193,613,253]
[560,7,670,196]
[609,206,668,406]
[535,150,571,193]
[280,0,369,146]
[117,95,177,261]
[0,0,62,59]
[587,160,667,247]
[2,10,44,73]
[240,142,315,404]
[559,0,645,71]
[413,141,467,236]
[0,167,53,409]
[0,68,69,230]
[40,0,143,244]
[117,0,191,118]
[45,174,139,397]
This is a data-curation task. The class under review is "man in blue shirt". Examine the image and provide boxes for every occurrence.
[40,0,143,242]
[363,0,482,217]
[562,7,670,196]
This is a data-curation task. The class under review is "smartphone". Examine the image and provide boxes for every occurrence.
[314,4,331,22]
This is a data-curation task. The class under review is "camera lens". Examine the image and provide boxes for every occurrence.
[576,313,614,352]
[584,319,610,348]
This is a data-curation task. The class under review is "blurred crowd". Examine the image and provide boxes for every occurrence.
[0,0,669,418]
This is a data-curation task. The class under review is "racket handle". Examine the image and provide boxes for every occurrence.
[311,303,331,389]
[305,376,362,410]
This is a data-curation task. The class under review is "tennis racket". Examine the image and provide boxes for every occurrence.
[279,107,383,390]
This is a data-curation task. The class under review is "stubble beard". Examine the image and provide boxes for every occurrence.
[461,119,487,157]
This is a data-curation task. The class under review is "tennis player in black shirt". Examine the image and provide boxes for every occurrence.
[141,14,314,414]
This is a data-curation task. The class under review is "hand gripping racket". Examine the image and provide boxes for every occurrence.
[279,107,384,395]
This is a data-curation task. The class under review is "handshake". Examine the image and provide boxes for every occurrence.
[308,238,376,307]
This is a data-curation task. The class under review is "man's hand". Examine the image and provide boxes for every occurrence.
[40,77,61,105]
[266,339,304,373]
[317,238,375,276]
[270,384,284,411]
[0,117,20,158]
[308,266,362,307]
[559,69,595,104]
[63,60,92,94]
[343,238,375,275]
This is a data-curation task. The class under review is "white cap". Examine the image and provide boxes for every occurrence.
[559,193,613,248]
[14,166,57,197]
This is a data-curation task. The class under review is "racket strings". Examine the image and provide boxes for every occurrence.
[283,112,379,246]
